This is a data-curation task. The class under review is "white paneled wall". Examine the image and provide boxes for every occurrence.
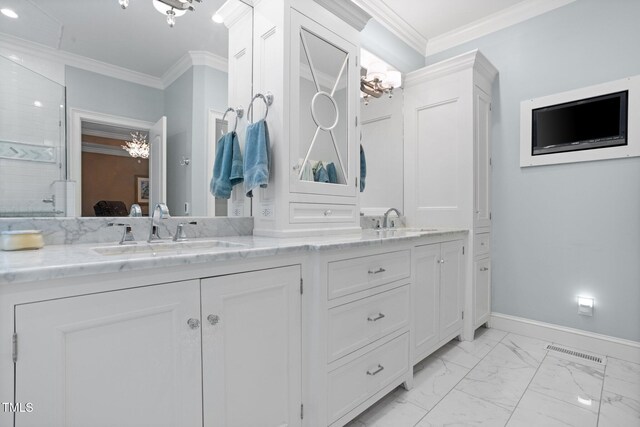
[0,56,65,216]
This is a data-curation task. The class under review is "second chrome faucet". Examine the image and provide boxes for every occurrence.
[148,203,170,242]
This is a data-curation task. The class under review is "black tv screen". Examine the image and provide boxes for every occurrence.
[532,91,628,155]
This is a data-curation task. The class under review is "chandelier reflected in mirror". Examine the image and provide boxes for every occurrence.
[122,132,150,159]
[118,0,202,27]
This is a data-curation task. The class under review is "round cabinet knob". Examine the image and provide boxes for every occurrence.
[207,314,220,326]
[324,210,332,216]
[187,318,201,329]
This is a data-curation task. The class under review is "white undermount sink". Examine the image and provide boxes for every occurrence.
[93,239,247,256]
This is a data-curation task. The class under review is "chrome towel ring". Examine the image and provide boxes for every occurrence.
[222,106,244,134]
[247,92,274,123]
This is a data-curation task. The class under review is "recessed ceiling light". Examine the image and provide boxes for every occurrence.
[33,101,43,107]
[211,13,224,23]
[1,8,18,19]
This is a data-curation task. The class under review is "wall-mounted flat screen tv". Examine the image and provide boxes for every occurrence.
[532,91,628,155]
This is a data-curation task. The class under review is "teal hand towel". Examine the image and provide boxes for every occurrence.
[360,144,366,192]
[313,161,330,183]
[243,119,270,197]
[210,131,243,199]
[326,162,338,184]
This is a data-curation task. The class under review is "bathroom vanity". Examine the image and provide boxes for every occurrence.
[0,227,467,427]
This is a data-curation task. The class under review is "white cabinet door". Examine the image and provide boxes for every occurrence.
[413,244,440,363]
[474,257,491,327]
[15,280,202,427]
[289,10,358,199]
[474,87,491,229]
[201,266,301,427]
[439,240,465,340]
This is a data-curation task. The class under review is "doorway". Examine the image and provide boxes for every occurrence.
[69,109,166,216]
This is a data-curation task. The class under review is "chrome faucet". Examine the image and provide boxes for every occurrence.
[129,204,142,217]
[148,203,170,242]
[108,222,136,245]
[383,207,402,229]
[173,221,197,242]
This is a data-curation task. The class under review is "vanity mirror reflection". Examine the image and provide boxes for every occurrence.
[0,0,252,218]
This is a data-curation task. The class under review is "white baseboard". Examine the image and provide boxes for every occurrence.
[490,313,640,364]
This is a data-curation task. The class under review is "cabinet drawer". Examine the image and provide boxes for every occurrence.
[327,333,409,423]
[289,203,356,223]
[328,286,410,362]
[328,250,410,299]
[474,232,490,256]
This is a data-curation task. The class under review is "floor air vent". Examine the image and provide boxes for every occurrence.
[545,344,604,364]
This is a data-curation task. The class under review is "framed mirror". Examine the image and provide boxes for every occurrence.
[290,11,357,198]
[0,0,252,218]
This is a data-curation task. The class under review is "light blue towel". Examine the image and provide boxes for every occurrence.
[210,131,243,199]
[360,144,366,192]
[326,162,338,184]
[243,119,270,197]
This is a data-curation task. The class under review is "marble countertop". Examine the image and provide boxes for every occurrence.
[0,228,467,285]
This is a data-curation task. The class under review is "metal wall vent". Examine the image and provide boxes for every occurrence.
[545,344,604,364]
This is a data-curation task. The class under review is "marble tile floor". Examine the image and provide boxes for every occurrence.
[346,327,640,427]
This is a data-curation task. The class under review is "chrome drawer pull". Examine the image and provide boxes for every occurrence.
[187,318,201,329]
[480,267,489,272]
[323,209,332,216]
[366,364,385,376]
[368,267,386,274]
[367,313,386,322]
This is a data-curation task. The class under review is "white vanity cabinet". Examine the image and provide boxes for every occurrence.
[413,239,466,365]
[404,50,497,340]
[201,266,301,427]
[11,265,302,427]
[304,244,413,427]
[14,280,204,427]
[250,0,368,237]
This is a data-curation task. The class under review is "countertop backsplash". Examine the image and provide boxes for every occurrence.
[0,217,254,246]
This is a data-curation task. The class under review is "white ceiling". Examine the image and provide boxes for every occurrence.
[0,0,232,77]
[354,0,575,55]
[391,0,527,40]
[0,0,575,78]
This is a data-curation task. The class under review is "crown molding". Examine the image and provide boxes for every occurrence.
[351,0,427,54]
[162,51,228,88]
[426,0,577,56]
[81,142,131,158]
[0,32,164,89]
[82,128,132,142]
[217,0,253,28]
[405,49,498,87]
[312,0,371,32]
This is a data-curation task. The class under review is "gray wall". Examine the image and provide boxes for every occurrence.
[65,66,164,122]
[191,65,228,216]
[164,69,194,216]
[426,0,640,341]
[361,19,425,73]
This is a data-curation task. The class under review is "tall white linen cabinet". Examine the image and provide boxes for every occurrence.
[239,0,369,237]
[404,50,498,340]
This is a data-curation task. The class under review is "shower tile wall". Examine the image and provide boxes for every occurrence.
[0,56,66,216]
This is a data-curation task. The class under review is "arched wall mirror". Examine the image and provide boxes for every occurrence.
[0,0,252,218]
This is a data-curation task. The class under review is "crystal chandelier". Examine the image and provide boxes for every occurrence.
[122,132,149,159]
[118,0,202,28]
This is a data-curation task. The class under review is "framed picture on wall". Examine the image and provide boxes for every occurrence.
[135,176,149,204]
